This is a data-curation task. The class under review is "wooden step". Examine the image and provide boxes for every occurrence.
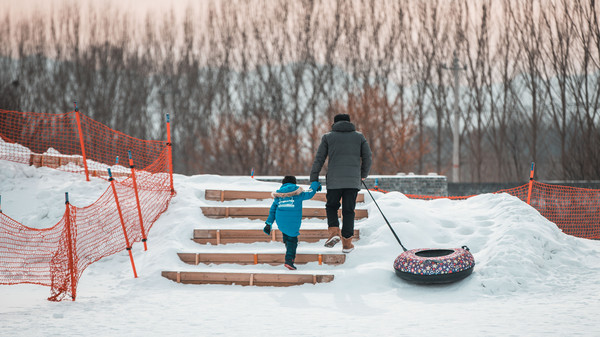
[161,271,334,286]
[177,252,346,265]
[200,206,368,220]
[29,153,130,178]
[205,189,364,203]
[192,229,360,244]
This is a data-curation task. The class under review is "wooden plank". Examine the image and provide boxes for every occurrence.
[88,169,131,178]
[228,207,270,216]
[193,228,361,239]
[192,229,360,244]
[251,273,332,287]
[200,207,367,220]
[161,271,334,286]
[207,190,276,201]
[178,253,197,264]
[28,153,133,177]
[177,253,346,265]
[42,154,60,169]
[205,190,223,200]
[29,153,42,167]
[204,190,364,203]
[192,238,273,244]
[355,208,369,219]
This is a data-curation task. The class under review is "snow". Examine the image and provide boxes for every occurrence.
[1,159,599,336]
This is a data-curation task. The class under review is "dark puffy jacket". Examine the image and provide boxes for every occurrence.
[265,182,319,237]
[309,120,372,189]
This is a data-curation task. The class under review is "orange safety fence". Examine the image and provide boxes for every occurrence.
[0,108,174,301]
[401,181,600,240]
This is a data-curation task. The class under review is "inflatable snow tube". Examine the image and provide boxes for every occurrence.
[393,246,475,284]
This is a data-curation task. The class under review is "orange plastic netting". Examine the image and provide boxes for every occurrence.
[404,181,600,240]
[0,108,174,301]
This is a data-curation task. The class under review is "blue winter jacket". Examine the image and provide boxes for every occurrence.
[265,181,320,237]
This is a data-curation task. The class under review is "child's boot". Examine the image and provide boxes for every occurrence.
[324,226,341,248]
[341,236,354,253]
[284,260,297,270]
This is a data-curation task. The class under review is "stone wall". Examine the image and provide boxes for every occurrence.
[447,182,526,196]
[363,174,448,196]
[256,175,600,197]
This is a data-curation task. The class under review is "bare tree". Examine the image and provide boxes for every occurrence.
[3,0,600,180]
[565,0,600,179]
[463,0,493,182]
[540,0,577,179]
[510,0,547,168]
[407,1,439,174]
[326,85,420,174]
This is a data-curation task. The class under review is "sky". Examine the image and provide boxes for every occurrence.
[4,0,201,23]
[4,0,182,14]
[1,156,599,336]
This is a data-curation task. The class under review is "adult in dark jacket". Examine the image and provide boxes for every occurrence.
[309,114,372,253]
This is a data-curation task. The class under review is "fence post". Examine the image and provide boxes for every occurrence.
[129,150,148,251]
[166,114,174,194]
[527,162,535,205]
[64,192,77,300]
[74,102,90,181]
[0,195,2,213]
[108,168,138,278]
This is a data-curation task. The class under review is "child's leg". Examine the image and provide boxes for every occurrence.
[282,233,298,263]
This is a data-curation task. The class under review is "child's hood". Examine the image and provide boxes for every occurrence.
[272,183,304,198]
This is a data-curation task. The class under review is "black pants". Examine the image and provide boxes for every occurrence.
[282,233,298,263]
[326,188,359,239]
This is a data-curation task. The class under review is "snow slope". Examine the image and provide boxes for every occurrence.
[1,160,599,336]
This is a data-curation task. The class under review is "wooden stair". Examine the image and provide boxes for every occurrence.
[205,189,364,203]
[192,229,360,244]
[162,188,368,287]
[177,252,346,265]
[162,271,334,286]
[201,206,368,220]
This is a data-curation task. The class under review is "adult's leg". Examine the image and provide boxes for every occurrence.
[340,188,359,239]
[324,189,343,247]
[325,189,343,228]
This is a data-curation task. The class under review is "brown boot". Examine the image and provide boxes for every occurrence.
[324,227,341,248]
[341,236,354,253]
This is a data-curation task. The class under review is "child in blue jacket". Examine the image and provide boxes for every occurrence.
[264,176,321,270]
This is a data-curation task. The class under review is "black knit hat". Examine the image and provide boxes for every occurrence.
[282,175,297,185]
[334,114,350,123]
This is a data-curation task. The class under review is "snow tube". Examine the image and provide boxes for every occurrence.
[393,246,475,284]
